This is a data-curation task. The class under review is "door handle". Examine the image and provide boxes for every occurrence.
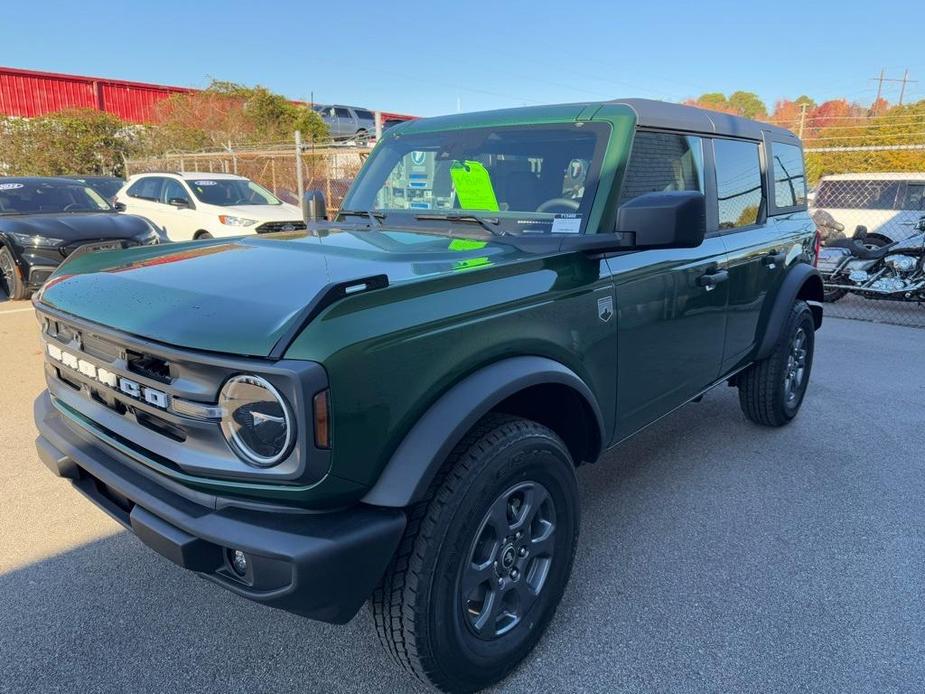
[762,252,786,268]
[696,269,729,290]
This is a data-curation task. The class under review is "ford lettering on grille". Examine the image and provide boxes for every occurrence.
[47,342,170,410]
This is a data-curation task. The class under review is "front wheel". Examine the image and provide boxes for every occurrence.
[737,300,815,426]
[371,415,579,692]
[0,247,28,300]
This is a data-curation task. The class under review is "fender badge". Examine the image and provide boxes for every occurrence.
[597,296,614,322]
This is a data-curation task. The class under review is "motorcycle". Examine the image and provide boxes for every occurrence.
[816,214,925,304]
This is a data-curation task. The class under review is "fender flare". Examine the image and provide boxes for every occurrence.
[755,263,823,360]
[361,356,605,508]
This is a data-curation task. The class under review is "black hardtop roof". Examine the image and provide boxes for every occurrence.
[608,98,799,143]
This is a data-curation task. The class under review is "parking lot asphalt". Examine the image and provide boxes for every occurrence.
[1,301,923,693]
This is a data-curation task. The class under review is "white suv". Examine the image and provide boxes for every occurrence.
[116,172,304,241]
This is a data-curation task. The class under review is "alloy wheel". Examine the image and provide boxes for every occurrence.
[460,481,557,640]
[783,327,807,403]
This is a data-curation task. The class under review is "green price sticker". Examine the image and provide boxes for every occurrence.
[450,160,499,212]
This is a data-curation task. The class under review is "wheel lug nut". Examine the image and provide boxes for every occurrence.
[515,531,522,539]
[510,569,519,580]
[497,577,504,588]
[518,547,527,557]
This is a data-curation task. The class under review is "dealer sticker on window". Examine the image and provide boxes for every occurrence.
[0,183,24,190]
[551,214,581,234]
[192,180,217,186]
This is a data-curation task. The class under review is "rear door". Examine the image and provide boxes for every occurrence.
[122,176,166,230]
[714,137,790,370]
[606,130,729,439]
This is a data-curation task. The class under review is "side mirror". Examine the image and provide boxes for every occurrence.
[112,201,126,212]
[616,191,706,249]
[302,190,327,222]
[168,197,190,209]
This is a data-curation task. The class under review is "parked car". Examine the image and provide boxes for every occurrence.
[0,177,161,300]
[60,175,124,202]
[115,172,304,241]
[33,100,822,692]
[811,173,925,244]
[313,104,376,143]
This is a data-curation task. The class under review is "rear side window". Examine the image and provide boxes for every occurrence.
[127,177,163,201]
[771,143,807,208]
[815,179,901,210]
[354,109,374,121]
[618,131,704,206]
[334,107,351,118]
[714,139,763,229]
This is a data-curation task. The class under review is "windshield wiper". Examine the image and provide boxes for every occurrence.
[414,213,504,236]
[338,209,386,227]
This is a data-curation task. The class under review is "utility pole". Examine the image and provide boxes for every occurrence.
[798,102,808,139]
[870,69,917,111]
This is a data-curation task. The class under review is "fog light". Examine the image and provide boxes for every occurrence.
[229,549,248,577]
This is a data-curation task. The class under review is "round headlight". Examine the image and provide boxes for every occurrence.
[219,375,294,467]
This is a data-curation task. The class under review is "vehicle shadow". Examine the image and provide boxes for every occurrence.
[4,371,920,693]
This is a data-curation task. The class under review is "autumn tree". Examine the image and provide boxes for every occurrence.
[144,80,328,154]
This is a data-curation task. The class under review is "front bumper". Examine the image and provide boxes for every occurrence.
[34,391,406,624]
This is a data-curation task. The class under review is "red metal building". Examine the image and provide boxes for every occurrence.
[0,66,415,125]
[0,66,192,123]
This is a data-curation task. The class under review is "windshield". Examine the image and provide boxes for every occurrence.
[343,122,610,235]
[0,180,112,215]
[187,179,282,206]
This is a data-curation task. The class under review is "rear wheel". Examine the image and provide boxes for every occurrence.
[738,300,815,426]
[371,415,579,692]
[194,230,213,240]
[0,247,28,300]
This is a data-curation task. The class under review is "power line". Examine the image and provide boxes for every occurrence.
[870,68,918,108]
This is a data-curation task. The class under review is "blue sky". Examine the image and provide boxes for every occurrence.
[2,0,923,116]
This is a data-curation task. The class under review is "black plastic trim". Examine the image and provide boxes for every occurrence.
[755,263,823,360]
[362,356,605,508]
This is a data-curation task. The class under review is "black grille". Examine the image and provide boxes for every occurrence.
[255,221,307,234]
[62,239,139,258]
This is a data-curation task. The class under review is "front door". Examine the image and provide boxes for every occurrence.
[605,130,728,439]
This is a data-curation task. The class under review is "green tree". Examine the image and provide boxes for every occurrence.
[0,109,138,176]
[728,91,768,119]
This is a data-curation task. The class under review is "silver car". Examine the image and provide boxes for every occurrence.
[314,104,376,143]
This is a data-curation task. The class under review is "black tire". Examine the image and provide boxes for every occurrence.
[738,300,815,427]
[355,129,369,146]
[0,246,28,300]
[371,414,579,692]
[194,230,213,240]
[822,285,847,303]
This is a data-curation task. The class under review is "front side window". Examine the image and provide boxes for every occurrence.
[0,181,111,215]
[618,131,704,207]
[771,142,807,208]
[186,179,281,206]
[714,139,763,229]
[815,179,901,210]
[344,122,610,236]
[334,108,351,119]
[161,179,190,205]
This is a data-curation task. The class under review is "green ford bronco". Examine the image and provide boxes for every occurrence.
[33,99,822,692]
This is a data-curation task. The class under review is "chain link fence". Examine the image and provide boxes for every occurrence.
[806,143,925,328]
[125,137,369,214]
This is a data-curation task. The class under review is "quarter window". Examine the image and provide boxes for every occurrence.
[903,183,925,211]
[714,139,763,229]
[619,131,704,206]
[771,143,807,208]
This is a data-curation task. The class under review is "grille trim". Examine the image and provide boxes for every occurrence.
[255,221,307,234]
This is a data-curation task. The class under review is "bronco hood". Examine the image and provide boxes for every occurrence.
[37,227,530,357]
